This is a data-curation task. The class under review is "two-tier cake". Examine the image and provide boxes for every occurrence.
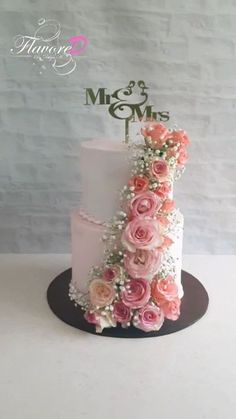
[69,122,190,333]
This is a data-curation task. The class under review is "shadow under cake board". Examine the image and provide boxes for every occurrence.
[47,269,209,338]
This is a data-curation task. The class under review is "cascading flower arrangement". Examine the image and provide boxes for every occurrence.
[69,122,190,333]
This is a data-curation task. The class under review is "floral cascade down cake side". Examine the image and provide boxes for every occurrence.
[69,122,190,333]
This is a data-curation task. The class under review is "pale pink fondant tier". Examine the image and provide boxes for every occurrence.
[71,210,104,294]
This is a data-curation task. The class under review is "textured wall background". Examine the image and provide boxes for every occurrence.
[0,0,236,253]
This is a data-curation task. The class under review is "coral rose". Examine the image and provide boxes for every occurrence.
[162,298,181,321]
[129,191,162,218]
[151,276,178,306]
[155,182,172,199]
[134,304,164,332]
[113,300,131,323]
[151,159,169,180]
[121,278,151,309]
[161,199,175,213]
[141,122,169,148]
[128,175,149,194]
[177,147,188,165]
[121,217,163,252]
[89,279,116,308]
[167,129,190,146]
[124,249,162,279]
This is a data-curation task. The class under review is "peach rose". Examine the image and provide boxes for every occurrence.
[124,249,162,279]
[103,265,121,282]
[89,279,116,307]
[161,199,175,213]
[113,300,131,323]
[121,217,163,252]
[151,276,178,306]
[128,175,149,194]
[121,278,151,309]
[129,191,162,218]
[141,122,169,148]
[167,130,190,146]
[155,182,171,199]
[162,298,181,321]
[134,304,164,332]
[177,147,188,165]
[151,159,169,180]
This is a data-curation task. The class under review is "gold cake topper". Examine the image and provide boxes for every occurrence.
[85,81,170,143]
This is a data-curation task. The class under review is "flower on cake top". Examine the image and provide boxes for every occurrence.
[70,121,190,333]
[151,275,179,305]
[141,122,169,149]
[166,129,190,146]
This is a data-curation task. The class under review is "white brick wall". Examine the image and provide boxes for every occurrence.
[0,0,236,253]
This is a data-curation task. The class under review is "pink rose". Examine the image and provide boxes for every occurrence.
[151,276,178,306]
[89,279,116,308]
[128,175,149,194]
[121,278,151,309]
[162,298,181,321]
[134,304,164,332]
[151,159,169,180]
[155,182,171,199]
[177,147,188,165]
[141,122,169,148]
[121,217,163,252]
[103,265,121,282]
[161,199,175,213]
[129,191,162,218]
[84,310,100,326]
[124,249,162,279]
[167,130,190,146]
[113,300,131,323]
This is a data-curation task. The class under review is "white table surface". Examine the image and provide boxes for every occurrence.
[0,254,235,419]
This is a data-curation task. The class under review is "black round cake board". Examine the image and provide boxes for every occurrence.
[47,269,209,338]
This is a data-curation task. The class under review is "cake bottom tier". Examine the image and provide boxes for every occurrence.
[71,210,184,297]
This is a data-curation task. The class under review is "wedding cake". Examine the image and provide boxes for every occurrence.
[69,122,190,333]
